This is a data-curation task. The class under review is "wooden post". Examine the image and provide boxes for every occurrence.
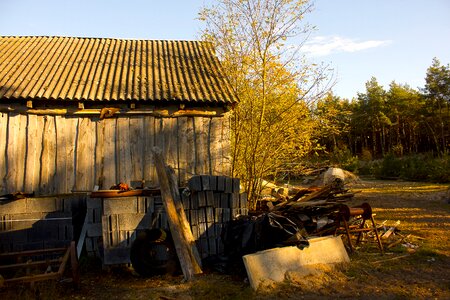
[152,147,202,280]
[166,165,203,268]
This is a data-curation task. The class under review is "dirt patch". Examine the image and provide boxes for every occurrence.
[1,179,449,299]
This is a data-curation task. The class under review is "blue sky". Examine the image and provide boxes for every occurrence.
[1,0,449,99]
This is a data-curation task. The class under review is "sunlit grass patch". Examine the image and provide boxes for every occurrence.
[357,184,448,194]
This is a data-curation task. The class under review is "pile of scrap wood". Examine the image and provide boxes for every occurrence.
[268,178,358,236]
[257,176,358,212]
[253,168,361,237]
[235,176,360,252]
[214,179,357,272]
[258,168,359,203]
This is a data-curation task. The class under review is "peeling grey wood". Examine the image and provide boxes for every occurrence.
[1,112,230,195]
[129,117,144,182]
[40,115,57,194]
[24,114,42,193]
[75,117,95,191]
[163,118,178,176]
[221,113,232,175]
[103,118,117,189]
[143,115,157,186]
[95,119,106,188]
[65,117,78,193]
[6,114,27,192]
[55,115,67,194]
[203,117,212,175]
[0,112,8,193]
[117,117,131,183]
[210,117,222,176]
[177,117,188,185]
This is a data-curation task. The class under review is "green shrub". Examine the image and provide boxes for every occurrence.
[308,150,450,183]
[399,155,430,181]
[429,154,450,183]
[360,153,450,183]
[329,147,359,173]
[358,159,381,176]
[360,148,373,161]
[376,153,403,178]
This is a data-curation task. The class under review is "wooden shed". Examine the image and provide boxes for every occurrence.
[0,36,238,196]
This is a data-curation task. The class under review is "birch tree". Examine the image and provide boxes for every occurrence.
[199,0,332,207]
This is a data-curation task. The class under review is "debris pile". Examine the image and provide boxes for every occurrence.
[219,167,417,270]
[267,178,358,237]
[218,176,361,271]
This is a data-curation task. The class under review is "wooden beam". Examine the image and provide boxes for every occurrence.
[152,147,202,281]
[26,100,33,108]
[172,109,217,117]
[166,165,203,268]
[0,105,224,117]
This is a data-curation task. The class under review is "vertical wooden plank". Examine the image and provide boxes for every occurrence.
[75,117,95,192]
[55,115,67,194]
[86,118,96,191]
[152,117,164,185]
[210,117,222,176]
[0,112,8,194]
[40,115,57,194]
[185,117,196,178]
[18,114,28,192]
[8,115,28,192]
[95,118,105,188]
[103,118,117,189]
[193,117,201,175]
[65,117,78,193]
[129,117,144,182]
[154,117,164,150]
[177,117,188,185]
[194,117,209,175]
[55,115,78,194]
[143,115,156,186]
[163,118,178,180]
[117,117,132,183]
[4,113,16,193]
[203,117,212,175]
[221,113,232,176]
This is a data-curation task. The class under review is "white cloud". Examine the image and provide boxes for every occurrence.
[302,36,392,56]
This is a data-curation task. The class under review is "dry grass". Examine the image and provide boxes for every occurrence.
[1,179,449,299]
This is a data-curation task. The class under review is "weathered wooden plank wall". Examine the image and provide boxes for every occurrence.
[0,112,7,192]
[0,113,231,195]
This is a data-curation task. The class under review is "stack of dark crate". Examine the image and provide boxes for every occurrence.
[85,175,248,265]
[85,193,166,263]
[0,195,85,253]
[183,175,248,258]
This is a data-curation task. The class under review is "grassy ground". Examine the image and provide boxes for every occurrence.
[1,179,449,299]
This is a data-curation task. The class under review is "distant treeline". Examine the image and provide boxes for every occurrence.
[315,57,450,159]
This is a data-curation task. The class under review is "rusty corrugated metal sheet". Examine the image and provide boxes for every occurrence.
[0,36,238,104]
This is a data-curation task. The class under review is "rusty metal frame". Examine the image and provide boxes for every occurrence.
[335,203,384,254]
[0,241,79,287]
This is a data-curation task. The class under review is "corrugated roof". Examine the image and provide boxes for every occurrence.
[0,36,238,104]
